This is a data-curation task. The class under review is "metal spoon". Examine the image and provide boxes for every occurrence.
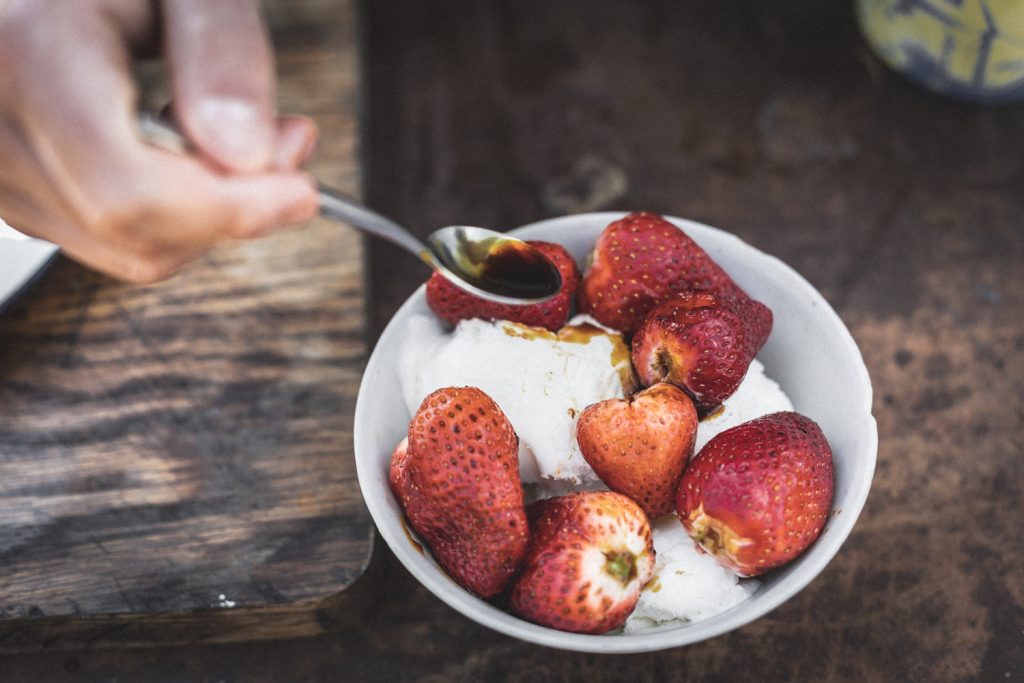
[139,114,562,304]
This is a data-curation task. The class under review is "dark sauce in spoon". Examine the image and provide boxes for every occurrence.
[427,227,564,302]
[476,241,563,301]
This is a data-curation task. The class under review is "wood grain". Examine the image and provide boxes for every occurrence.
[0,0,374,650]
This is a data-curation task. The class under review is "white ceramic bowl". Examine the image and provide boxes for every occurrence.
[354,212,877,653]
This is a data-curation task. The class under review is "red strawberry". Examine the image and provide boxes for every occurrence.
[508,491,655,634]
[426,241,581,331]
[576,382,698,518]
[578,212,772,338]
[631,289,771,416]
[389,437,412,497]
[676,411,834,577]
[389,386,529,597]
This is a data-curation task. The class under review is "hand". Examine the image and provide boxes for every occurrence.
[0,0,319,283]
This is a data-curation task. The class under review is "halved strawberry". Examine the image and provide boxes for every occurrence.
[676,411,834,577]
[508,491,655,634]
[576,382,697,518]
[389,386,529,597]
[426,241,580,331]
[631,289,771,416]
[578,212,772,338]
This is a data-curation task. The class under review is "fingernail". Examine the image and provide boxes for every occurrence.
[274,129,314,170]
[298,131,319,165]
[280,186,319,226]
[274,118,320,171]
[281,198,318,226]
[195,96,273,172]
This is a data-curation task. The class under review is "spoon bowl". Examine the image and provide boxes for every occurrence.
[425,226,563,303]
[317,192,562,304]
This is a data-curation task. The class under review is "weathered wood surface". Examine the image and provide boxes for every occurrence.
[0,0,374,649]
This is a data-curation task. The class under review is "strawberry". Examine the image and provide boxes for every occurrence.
[578,212,772,338]
[426,240,581,331]
[676,412,834,577]
[389,437,412,498]
[631,289,771,416]
[508,491,655,634]
[389,386,529,597]
[576,382,697,518]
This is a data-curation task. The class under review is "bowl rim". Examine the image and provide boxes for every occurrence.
[354,211,877,653]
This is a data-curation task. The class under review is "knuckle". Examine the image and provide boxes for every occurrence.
[82,195,180,285]
[120,254,175,285]
[221,204,259,239]
[86,196,147,243]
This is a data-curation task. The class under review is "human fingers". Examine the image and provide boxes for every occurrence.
[274,114,319,171]
[45,147,318,283]
[0,136,318,284]
[0,1,318,284]
[161,0,277,173]
[0,0,319,282]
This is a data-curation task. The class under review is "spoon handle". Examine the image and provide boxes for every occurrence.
[138,113,431,262]
[316,187,429,260]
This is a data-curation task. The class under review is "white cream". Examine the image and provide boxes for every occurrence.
[399,315,634,484]
[624,515,759,633]
[694,358,794,454]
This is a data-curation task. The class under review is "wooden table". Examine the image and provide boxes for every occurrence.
[6,0,1024,680]
[0,0,375,650]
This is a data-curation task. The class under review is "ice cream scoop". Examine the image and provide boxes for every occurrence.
[138,113,562,304]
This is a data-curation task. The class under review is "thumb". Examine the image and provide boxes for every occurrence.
[162,0,276,173]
